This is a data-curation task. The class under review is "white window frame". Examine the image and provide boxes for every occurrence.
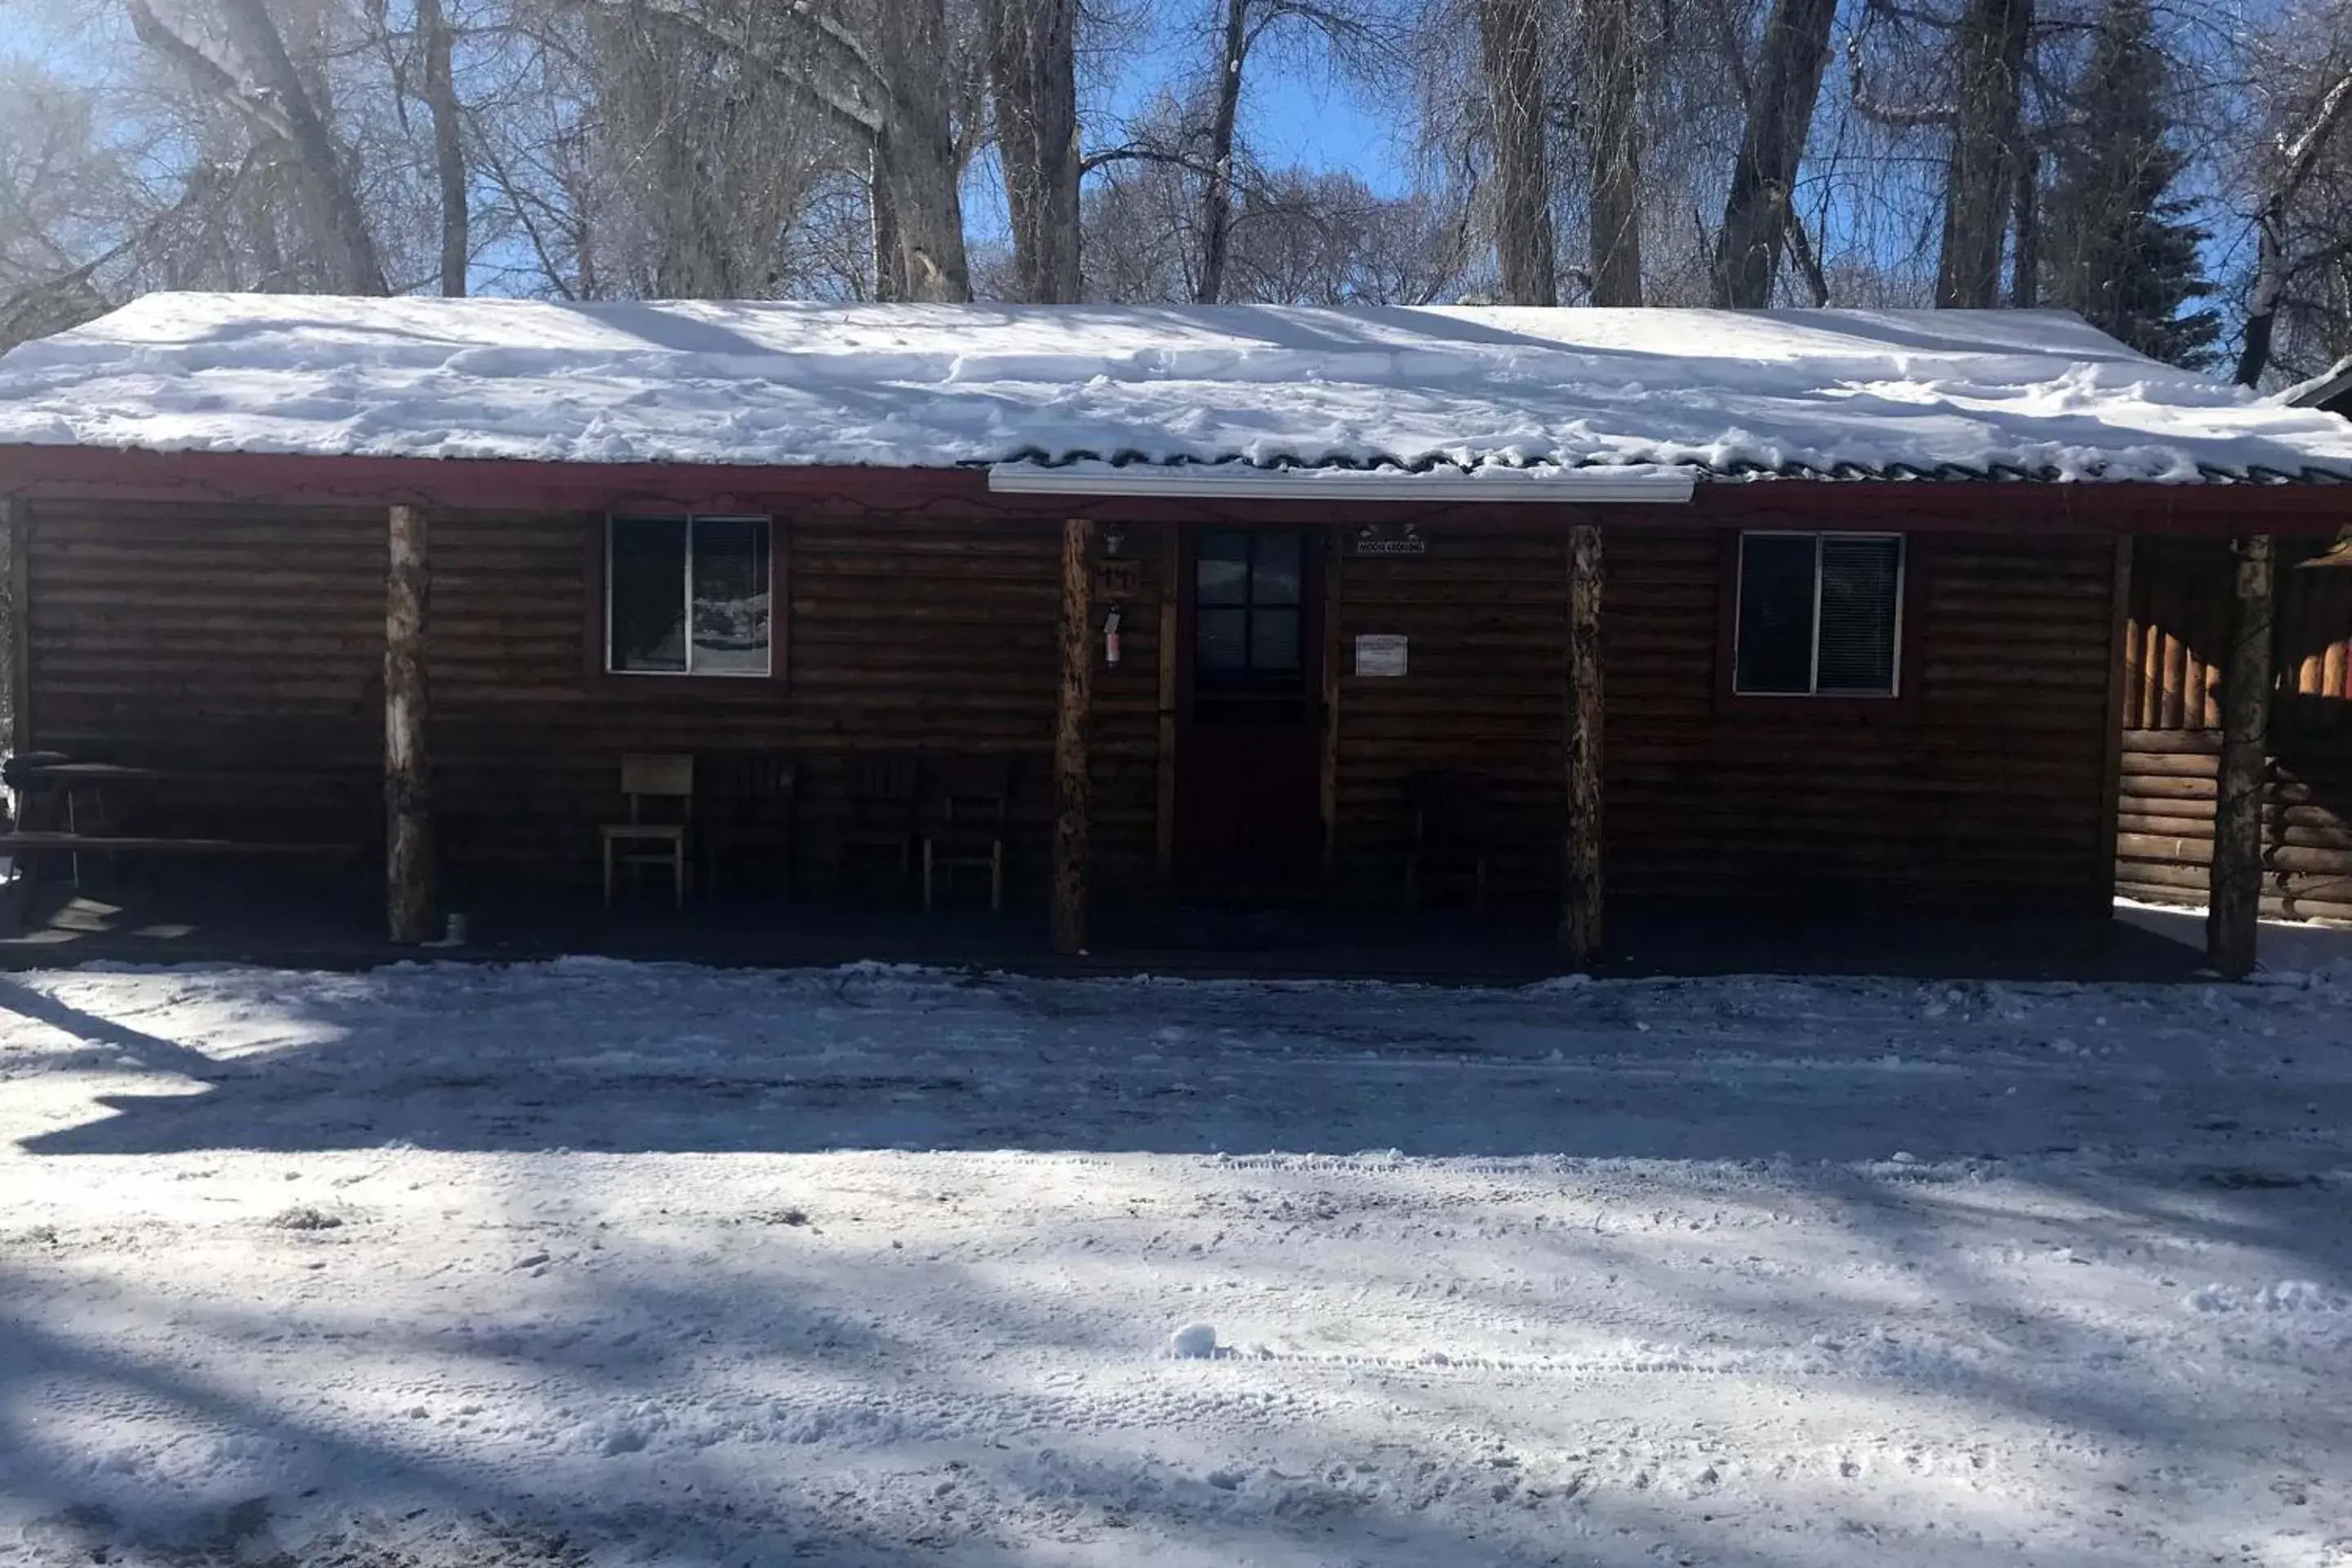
[1731,530,1906,698]
[604,514,774,679]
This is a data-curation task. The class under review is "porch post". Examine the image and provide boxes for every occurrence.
[1053,516,1094,955]
[1561,519,1605,967]
[2207,532,2273,978]
[0,495,23,761]
[385,502,435,944]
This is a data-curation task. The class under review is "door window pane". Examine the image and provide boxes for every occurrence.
[1815,537,1902,694]
[1197,608,1248,672]
[690,518,771,675]
[1251,532,1303,605]
[1196,532,1250,604]
[1250,608,1302,670]
[609,517,688,673]
[1734,534,1817,695]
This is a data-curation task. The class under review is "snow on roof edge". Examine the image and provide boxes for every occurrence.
[5,292,2352,485]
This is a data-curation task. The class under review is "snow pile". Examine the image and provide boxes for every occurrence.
[1,293,2349,482]
[4,960,2350,1566]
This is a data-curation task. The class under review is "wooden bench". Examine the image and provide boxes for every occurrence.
[0,833,354,856]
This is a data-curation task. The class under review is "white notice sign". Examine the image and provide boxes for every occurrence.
[1355,634,1408,678]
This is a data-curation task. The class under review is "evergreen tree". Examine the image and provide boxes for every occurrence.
[2044,0,2221,368]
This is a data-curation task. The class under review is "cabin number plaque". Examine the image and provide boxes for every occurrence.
[1355,634,1409,678]
[1352,523,1428,556]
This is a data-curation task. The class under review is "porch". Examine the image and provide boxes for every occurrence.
[0,870,2255,982]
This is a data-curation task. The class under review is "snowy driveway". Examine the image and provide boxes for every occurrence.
[2,960,2349,1566]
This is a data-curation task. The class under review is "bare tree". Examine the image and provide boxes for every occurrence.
[1584,0,1644,305]
[1938,0,2031,307]
[989,0,1082,301]
[414,0,467,295]
[1184,0,1398,302]
[1474,0,1557,304]
[127,0,391,293]
[2238,60,2352,385]
[1710,0,1838,307]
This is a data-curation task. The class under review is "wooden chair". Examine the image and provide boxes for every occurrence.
[700,752,798,895]
[1405,770,1491,912]
[922,754,1013,912]
[835,752,922,898]
[602,753,693,907]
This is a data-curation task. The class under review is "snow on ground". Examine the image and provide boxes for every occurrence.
[4,294,2350,481]
[2,958,2350,1566]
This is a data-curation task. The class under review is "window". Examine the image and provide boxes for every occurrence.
[1733,532,1904,697]
[1194,529,1304,685]
[606,516,773,677]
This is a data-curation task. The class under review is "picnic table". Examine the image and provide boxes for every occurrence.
[2,758,365,898]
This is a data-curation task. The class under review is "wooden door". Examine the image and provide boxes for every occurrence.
[1175,526,1323,892]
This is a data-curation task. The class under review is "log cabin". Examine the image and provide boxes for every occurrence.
[0,295,2347,967]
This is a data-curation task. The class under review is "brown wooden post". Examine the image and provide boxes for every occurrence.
[385,503,435,944]
[2096,534,2133,912]
[2207,532,2273,978]
[1155,522,1179,885]
[0,495,22,762]
[1319,528,1343,880]
[1560,520,1605,967]
[1053,516,1094,955]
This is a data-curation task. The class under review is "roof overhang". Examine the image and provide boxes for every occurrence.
[985,462,1697,505]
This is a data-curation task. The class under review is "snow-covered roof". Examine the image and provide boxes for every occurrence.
[2284,354,2352,416]
[2,292,2350,484]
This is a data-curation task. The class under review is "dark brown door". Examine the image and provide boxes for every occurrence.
[1176,527,1322,892]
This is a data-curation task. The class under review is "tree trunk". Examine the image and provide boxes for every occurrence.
[2236,67,2352,385]
[216,0,388,294]
[0,497,20,764]
[1710,0,1838,308]
[416,0,467,296]
[2206,533,2272,978]
[1476,0,1558,305]
[1197,0,1250,304]
[870,0,973,303]
[2008,142,2039,307]
[1052,517,1094,955]
[1585,0,1644,305]
[1936,0,2030,308]
[1561,522,1604,966]
[385,504,434,945]
[988,0,1082,302]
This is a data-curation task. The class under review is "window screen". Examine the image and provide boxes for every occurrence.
[608,516,772,676]
[1733,532,1903,697]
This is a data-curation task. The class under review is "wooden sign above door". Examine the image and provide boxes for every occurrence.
[1351,522,1428,557]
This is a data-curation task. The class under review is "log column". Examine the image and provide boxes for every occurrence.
[1053,516,1094,955]
[385,503,435,944]
[2207,532,2273,978]
[1560,520,1605,967]
[0,495,22,762]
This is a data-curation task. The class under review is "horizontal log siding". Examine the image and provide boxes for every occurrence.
[429,511,1077,893]
[28,502,2119,911]
[2114,540,2352,925]
[1334,528,1569,893]
[23,503,1133,898]
[1330,525,2111,906]
[1605,528,2113,903]
[27,501,382,767]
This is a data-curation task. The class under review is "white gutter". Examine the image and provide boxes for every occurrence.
[985,463,1696,504]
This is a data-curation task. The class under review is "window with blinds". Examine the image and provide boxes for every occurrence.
[1733,532,1904,697]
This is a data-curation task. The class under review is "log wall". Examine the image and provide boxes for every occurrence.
[22,500,2118,911]
[1333,525,2114,905]
[2115,538,2352,924]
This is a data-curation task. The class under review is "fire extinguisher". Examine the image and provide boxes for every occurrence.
[1103,606,1124,667]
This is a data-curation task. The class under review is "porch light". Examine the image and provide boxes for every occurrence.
[986,463,1698,504]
